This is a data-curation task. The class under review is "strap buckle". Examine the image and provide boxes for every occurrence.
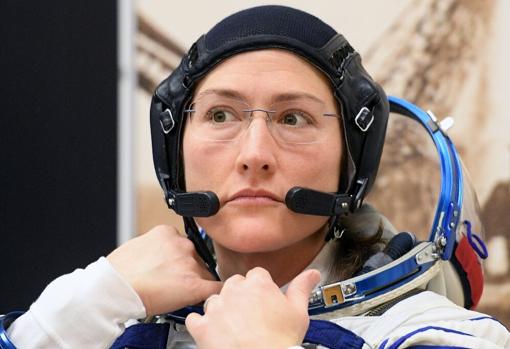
[354,107,374,132]
[159,109,175,134]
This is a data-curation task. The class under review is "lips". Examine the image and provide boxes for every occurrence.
[226,188,283,204]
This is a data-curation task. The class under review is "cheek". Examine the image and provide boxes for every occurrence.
[182,134,232,191]
[320,128,342,190]
[287,139,342,191]
[182,130,202,190]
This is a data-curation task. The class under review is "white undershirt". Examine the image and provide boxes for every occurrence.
[7,257,146,348]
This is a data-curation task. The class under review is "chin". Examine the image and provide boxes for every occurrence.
[204,216,284,253]
[197,213,328,254]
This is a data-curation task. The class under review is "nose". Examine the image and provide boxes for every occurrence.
[235,113,277,176]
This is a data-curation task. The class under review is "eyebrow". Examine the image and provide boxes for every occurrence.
[195,88,326,105]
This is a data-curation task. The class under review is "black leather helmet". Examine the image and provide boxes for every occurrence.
[149,5,389,271]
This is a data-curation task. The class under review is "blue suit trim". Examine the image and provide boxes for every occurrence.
[304,319,365,349]
[405,346,468,349]
[110,323,169,349]
[385,326,473,349]
[110,319,365,349]
[466,315,509,331]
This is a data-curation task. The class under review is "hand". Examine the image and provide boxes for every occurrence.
[107,225,222,316]
[186,267,320,349]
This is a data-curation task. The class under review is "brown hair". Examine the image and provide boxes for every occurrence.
[327,204,387,282]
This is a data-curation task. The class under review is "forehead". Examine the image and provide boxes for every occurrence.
[193,49,335,105]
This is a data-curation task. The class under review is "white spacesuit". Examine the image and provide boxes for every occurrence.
[2,5,509,349]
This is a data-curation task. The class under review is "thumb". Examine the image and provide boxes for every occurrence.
[285,269,321,309]
[191,279,223,302]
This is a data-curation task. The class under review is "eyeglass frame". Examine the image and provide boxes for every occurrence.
[182,95,341,144]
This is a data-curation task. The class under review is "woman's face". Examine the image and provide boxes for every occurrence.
[183,49,342,254]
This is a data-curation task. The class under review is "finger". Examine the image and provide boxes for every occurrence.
[245,266,272,281]
[203,294,221,313]
[152,224,181,242]
[188,278,223,303]
[222,273,244,287]
[219,273,245,297]
[185,312,205,337]
[285,269,321,308]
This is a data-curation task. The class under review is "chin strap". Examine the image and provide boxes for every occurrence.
[183,217,220,280]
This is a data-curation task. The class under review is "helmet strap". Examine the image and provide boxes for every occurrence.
[183,217,220,280]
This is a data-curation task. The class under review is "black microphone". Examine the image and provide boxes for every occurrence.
[168,187,351,218]
[285,187,352,216]
[167,191,220,217]
[354,232,416,276]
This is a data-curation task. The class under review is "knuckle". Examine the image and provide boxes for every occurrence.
[204,294,222,313]
[246,267,272,283]
[185,313,204,333]
[176,237,195,252]
[230,274,245,282]
[158,232,194,254]
[152,224,173,234]
[150,225,178,240]
[223,274,244,289]
[248,267,270,277]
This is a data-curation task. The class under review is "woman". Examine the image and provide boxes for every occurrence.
[2,5,509,349]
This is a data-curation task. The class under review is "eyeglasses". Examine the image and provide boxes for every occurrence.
[184,94,340,144]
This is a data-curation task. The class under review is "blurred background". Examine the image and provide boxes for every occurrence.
[2,0,509,325]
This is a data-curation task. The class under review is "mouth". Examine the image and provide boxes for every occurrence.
[226,189,283,206]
